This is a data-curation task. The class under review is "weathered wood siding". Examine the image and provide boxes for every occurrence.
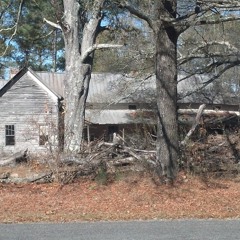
[0,72,59,154]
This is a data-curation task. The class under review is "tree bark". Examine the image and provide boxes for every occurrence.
[154,1,179,181]
[64,60,91,152]
[62,0,103,152]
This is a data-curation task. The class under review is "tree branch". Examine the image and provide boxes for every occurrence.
[178,61,240,101]
[178,41,239,66]
[0,0,14,20]
[174,1,240,32]
[81,43,124,63]
[43,18,62,30]
[0,0,24,57]
[117,1,154,30]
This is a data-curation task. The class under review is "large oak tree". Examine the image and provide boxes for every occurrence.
[117,0,240,181]
[2,0,240,181]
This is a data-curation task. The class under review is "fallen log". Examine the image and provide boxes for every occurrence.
[109,157,136,166]
[98,141,143,161]
[0,158,15,167]
[99,139,156,154]
[0,149,29,167]
[178,108,240,116]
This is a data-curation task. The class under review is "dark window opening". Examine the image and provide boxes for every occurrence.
[83,127,95,142]
[214,106,221,110]
[128,104,137,110]
[90,135,95,141]
[5,125,15,146]
[39,135,49,145]
[39,126,49,145]
[108,125,119,142]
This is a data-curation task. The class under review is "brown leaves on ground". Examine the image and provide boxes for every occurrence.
[0,172,240,223]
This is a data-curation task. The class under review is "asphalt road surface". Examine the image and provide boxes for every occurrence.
[0,219,239,240]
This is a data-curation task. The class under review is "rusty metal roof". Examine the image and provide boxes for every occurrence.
[36,71,227,106]
[2,68,238,125]
[36,71,156,104]
[4,68,237,110]
[36,71,65,97]
[22,69,157,125]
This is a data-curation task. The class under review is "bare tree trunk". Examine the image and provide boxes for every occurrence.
[64,61,91,152]
[155,1,179,181]
[62,0,103,153]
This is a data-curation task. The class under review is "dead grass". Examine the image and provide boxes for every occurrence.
[0,171,240,223]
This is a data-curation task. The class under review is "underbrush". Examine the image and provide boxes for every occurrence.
[1,131,240,185]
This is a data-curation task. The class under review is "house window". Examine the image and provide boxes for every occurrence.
[39,126,49,145]
[129,104,137,110]
[5,125,15,146]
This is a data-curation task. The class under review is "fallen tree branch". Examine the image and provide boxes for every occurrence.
[109,157,136,167]
[181,104,206,147]
[29,172,53,183]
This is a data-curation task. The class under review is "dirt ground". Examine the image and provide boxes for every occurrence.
[0,170,240,223]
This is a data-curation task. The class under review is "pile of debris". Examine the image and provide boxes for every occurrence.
[182,132,240,176]
[1,123,240,184]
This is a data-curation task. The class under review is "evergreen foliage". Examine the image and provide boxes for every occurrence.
[0,0,64,73]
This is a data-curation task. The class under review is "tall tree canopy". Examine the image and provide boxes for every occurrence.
[0,0,64,72]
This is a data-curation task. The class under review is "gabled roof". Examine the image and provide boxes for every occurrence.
[0,67,28,97]
[177,74,223,104]
[1,68,238,107]
[0,68,156,105]
[0,67,63,100]
[35,71,65,97]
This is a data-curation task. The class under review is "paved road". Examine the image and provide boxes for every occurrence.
[0,219,239,240]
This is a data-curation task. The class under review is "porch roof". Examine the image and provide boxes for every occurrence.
[85,109,156,125]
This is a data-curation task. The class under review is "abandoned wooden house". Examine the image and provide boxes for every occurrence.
[0,67,156,154]
[0,68,63,154]
[0,67,239,155]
